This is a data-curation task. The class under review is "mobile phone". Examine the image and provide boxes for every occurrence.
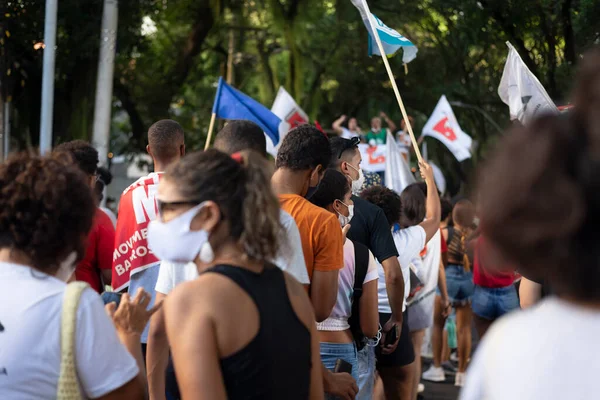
[384,324,398,346]
[334,359,353,374]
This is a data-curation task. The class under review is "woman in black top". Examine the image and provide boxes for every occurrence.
[147,149,323,400]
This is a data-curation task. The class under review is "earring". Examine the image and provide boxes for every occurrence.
[199,241,215,263]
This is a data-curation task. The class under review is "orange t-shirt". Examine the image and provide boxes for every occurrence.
[279,194,344,281]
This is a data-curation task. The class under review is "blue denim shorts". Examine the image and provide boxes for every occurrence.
[320,342,359,388]
[356,342,377,400]
[472,284,520,320]
[445,264,474,305]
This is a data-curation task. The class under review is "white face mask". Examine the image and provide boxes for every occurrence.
[148,203,214,264]
[337,201,354,228]
[347,163,365,195]
[55,252,77,282]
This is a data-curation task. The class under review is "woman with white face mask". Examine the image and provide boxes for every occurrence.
[0,152,154,400]
[309,169,380,397]
[148,149,323,400]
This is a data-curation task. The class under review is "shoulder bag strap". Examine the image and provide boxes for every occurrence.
[57,282,88,400]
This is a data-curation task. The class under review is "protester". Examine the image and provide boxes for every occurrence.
[395,116,414,161]
[54,140,114,293]
[519,277,543,308]
[439,199,475,387]
[0,151,156,399]
[461,109,600,399]
[328,136,406,399]
[365,112,396,145]
[96,166,118,227]
[422,198,454,384]
[362,162,440,399]
[333,115,362,139]
[147,120,308,400]
[309,169,379,393]
[150,149,323,399]
[272,125,356,398]
[471,236,520,339]
[111,119,185,356]
[402,183,449,400]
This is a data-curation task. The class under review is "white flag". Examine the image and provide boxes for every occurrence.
[267,87,309,156]
[422,95,472,162]
[430,161,446,195]
[385,132,415,193]
[498,42,558,124]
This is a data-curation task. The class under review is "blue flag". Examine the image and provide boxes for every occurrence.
[350,0,418,63]
[212,77,282,145]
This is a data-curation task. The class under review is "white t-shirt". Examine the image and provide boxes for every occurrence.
[155,210,309,295]
[461,297,600,400]
[341,128,360,139]
[407,230,441,313]
[317,240,378,331]
[0,262,138,399]
[395,131,411,154]
[377,226,426,313]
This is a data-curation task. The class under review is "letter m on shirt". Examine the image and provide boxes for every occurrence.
[132,184,159,224]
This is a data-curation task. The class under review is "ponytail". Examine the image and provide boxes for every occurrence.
[236,151,283,262]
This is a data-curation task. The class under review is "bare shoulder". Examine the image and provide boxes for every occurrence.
[283,272,315,330]
[164,273,237,318]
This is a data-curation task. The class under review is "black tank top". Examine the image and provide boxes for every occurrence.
[202,264,311,400]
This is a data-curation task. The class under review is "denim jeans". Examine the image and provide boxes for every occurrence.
[472,284,520,320]
[445,264,475,305]
[320,342,359,399]
[356,342,377,400]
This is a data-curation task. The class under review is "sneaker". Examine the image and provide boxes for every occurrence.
[422,366,445,382]
[418,383,425,393]
[455,372,465,387]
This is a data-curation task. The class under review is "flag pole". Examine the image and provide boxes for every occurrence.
[360,0,422,163]
[204,113,217,150]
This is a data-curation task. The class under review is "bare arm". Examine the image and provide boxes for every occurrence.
[380,112,397,132]
[359,280,379,338]
[381,256,404,323]
[310,270,339,322]
[418,161,441,242]
[309,325,325,400]
[147,292,169,400]
[332,115,347,134]
[519,277,542,309]
[165,294,228,400]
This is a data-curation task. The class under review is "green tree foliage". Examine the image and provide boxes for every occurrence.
[2,0,599,190]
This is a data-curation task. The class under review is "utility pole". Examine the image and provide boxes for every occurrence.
[92,0,118,167]
[39,0,59,154]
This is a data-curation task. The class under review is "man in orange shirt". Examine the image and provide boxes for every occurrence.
[272,125,357,399]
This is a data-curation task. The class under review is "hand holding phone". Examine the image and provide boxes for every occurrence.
[384,324,399,347]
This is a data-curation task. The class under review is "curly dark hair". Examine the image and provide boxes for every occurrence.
[441,198,453,222]
[276,125,331,171]
[0,152,96,272]
[361,185,402,227]
[54,140,98,176]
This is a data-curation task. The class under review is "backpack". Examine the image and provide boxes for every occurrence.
[348,241,370,351]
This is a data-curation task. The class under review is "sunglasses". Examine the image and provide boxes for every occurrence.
[337,136,361,159]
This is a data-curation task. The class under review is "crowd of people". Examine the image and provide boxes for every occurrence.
[1,47,600,400]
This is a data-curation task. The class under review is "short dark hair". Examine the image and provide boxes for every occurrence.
[441,198,453,221]
[0,151,96,271]
[361,186,401,227]
[54,140,98,176]
[276,125,331,171]
[329,136,360,168]
[214,120,267,157]
[309,169,351,209]
[148,119,184,162]
[400,183,426,227]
